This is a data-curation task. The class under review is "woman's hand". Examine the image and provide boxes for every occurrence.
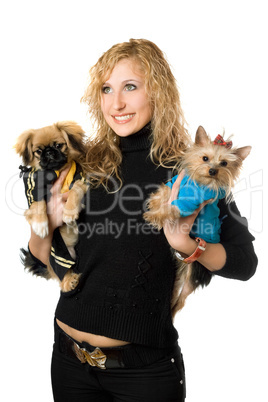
[28,165,71,264]
[163,171,209,255]
[46,165,71,232]
[163,171,226,271]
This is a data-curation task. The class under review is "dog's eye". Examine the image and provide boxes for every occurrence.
[220,161,228,167]
[34,149,42,156]
[54,143,64,149]
[203,156,209,162]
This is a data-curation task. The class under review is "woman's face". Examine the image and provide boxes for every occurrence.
[100,59,152,137]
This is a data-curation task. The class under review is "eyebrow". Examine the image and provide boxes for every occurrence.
[102,79,142,86]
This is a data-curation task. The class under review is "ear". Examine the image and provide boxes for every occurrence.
[195,126,210,146]
[15,129,34,165]
[235,146,252,161]
[56,121,86,154]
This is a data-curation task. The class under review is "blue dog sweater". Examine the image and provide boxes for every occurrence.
[166,174,226,243]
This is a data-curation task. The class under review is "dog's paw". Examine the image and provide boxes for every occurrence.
[62,207,79,225]
[61,273,81,292]
[31,220,49,238]
[69,273,81,290]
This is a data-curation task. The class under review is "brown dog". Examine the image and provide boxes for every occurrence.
[16,121,89,291]
[144,126,251,316]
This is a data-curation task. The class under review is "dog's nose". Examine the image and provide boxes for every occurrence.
[209,168,217,176]
[44,147,56,158]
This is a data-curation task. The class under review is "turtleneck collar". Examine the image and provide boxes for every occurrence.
[119,122,152,152]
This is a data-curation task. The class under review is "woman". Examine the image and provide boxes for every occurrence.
[28,39,257,402]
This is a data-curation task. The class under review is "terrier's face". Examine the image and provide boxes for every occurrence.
[181,126,251,193]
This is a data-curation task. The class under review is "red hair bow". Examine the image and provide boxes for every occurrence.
[213,134,232,149]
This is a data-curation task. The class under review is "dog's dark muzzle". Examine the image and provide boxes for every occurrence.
[40,146,67,170]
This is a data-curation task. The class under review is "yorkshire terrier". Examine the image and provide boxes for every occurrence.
[144,126,251,316]
[15,121,89,292]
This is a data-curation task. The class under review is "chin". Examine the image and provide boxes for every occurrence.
[115,129,136,137]
[112,121,148,137]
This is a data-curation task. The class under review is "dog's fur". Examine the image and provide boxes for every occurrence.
[144,126,251,316]
[15,121,88,292]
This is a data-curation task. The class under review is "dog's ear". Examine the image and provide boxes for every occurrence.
[234,146,251,161]
[56,121,86,154]
[195,126,210,147]
[15,129,35,165]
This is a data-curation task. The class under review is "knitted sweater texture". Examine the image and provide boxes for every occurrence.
[51,124,257,348]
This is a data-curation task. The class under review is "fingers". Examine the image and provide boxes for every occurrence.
[168,170,185,203]
[193,198,212,216]
[50,164,71,195]
[61,191,70,202]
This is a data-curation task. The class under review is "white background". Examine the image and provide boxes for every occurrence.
[1,0,267,401]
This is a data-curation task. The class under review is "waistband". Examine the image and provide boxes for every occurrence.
[54,319,180,370]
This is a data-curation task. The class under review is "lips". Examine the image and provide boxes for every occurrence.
[113,114,135,123]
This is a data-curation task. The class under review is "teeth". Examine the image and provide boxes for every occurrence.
[114,114,134,121]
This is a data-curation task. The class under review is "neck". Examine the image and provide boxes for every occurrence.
[119,123,152,152]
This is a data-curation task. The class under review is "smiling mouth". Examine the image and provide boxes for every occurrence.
[113,114,135,123]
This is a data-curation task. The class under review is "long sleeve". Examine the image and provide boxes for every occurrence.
[50,228,76,281]
[214,199,258,280]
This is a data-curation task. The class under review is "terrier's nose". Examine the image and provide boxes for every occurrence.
[209,168,217,176]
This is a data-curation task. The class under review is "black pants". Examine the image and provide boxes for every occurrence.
[51,322,186,402]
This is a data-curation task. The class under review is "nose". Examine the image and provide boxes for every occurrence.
[113,91,126,111]
[44,147,56,159]
[209,168,217,176]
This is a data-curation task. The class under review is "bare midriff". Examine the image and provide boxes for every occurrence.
[56,319,131,347]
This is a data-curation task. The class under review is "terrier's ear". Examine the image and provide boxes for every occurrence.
[235,146,252,161]
[195,126,210,146]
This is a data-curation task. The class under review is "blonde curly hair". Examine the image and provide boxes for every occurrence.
[81,38,191,188]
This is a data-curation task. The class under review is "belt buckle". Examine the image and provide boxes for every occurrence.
[81,347,107,370]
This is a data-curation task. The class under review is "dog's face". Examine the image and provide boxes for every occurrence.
[181,126,251,192]
[15,121,86,170]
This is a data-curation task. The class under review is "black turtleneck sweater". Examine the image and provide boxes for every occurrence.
[51,124,257,348]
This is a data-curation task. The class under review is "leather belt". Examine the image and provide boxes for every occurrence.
[73,343,107,370]
[58,330,126,369]
[56,324,177,370]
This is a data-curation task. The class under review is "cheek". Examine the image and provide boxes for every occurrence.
[137,94,152,117]
[187,159,209,176]
[145,103,152,119]
[100,96,109,116]
[100,97,105,114]
[32,158,40,168]
[195,164,209,175]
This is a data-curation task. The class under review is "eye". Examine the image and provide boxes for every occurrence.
[124,84,136,91]
[220,161,228,167]
[102,86,112,94]
[54,143,65,149]
[203,156,209,162]
[34,148,42,156]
